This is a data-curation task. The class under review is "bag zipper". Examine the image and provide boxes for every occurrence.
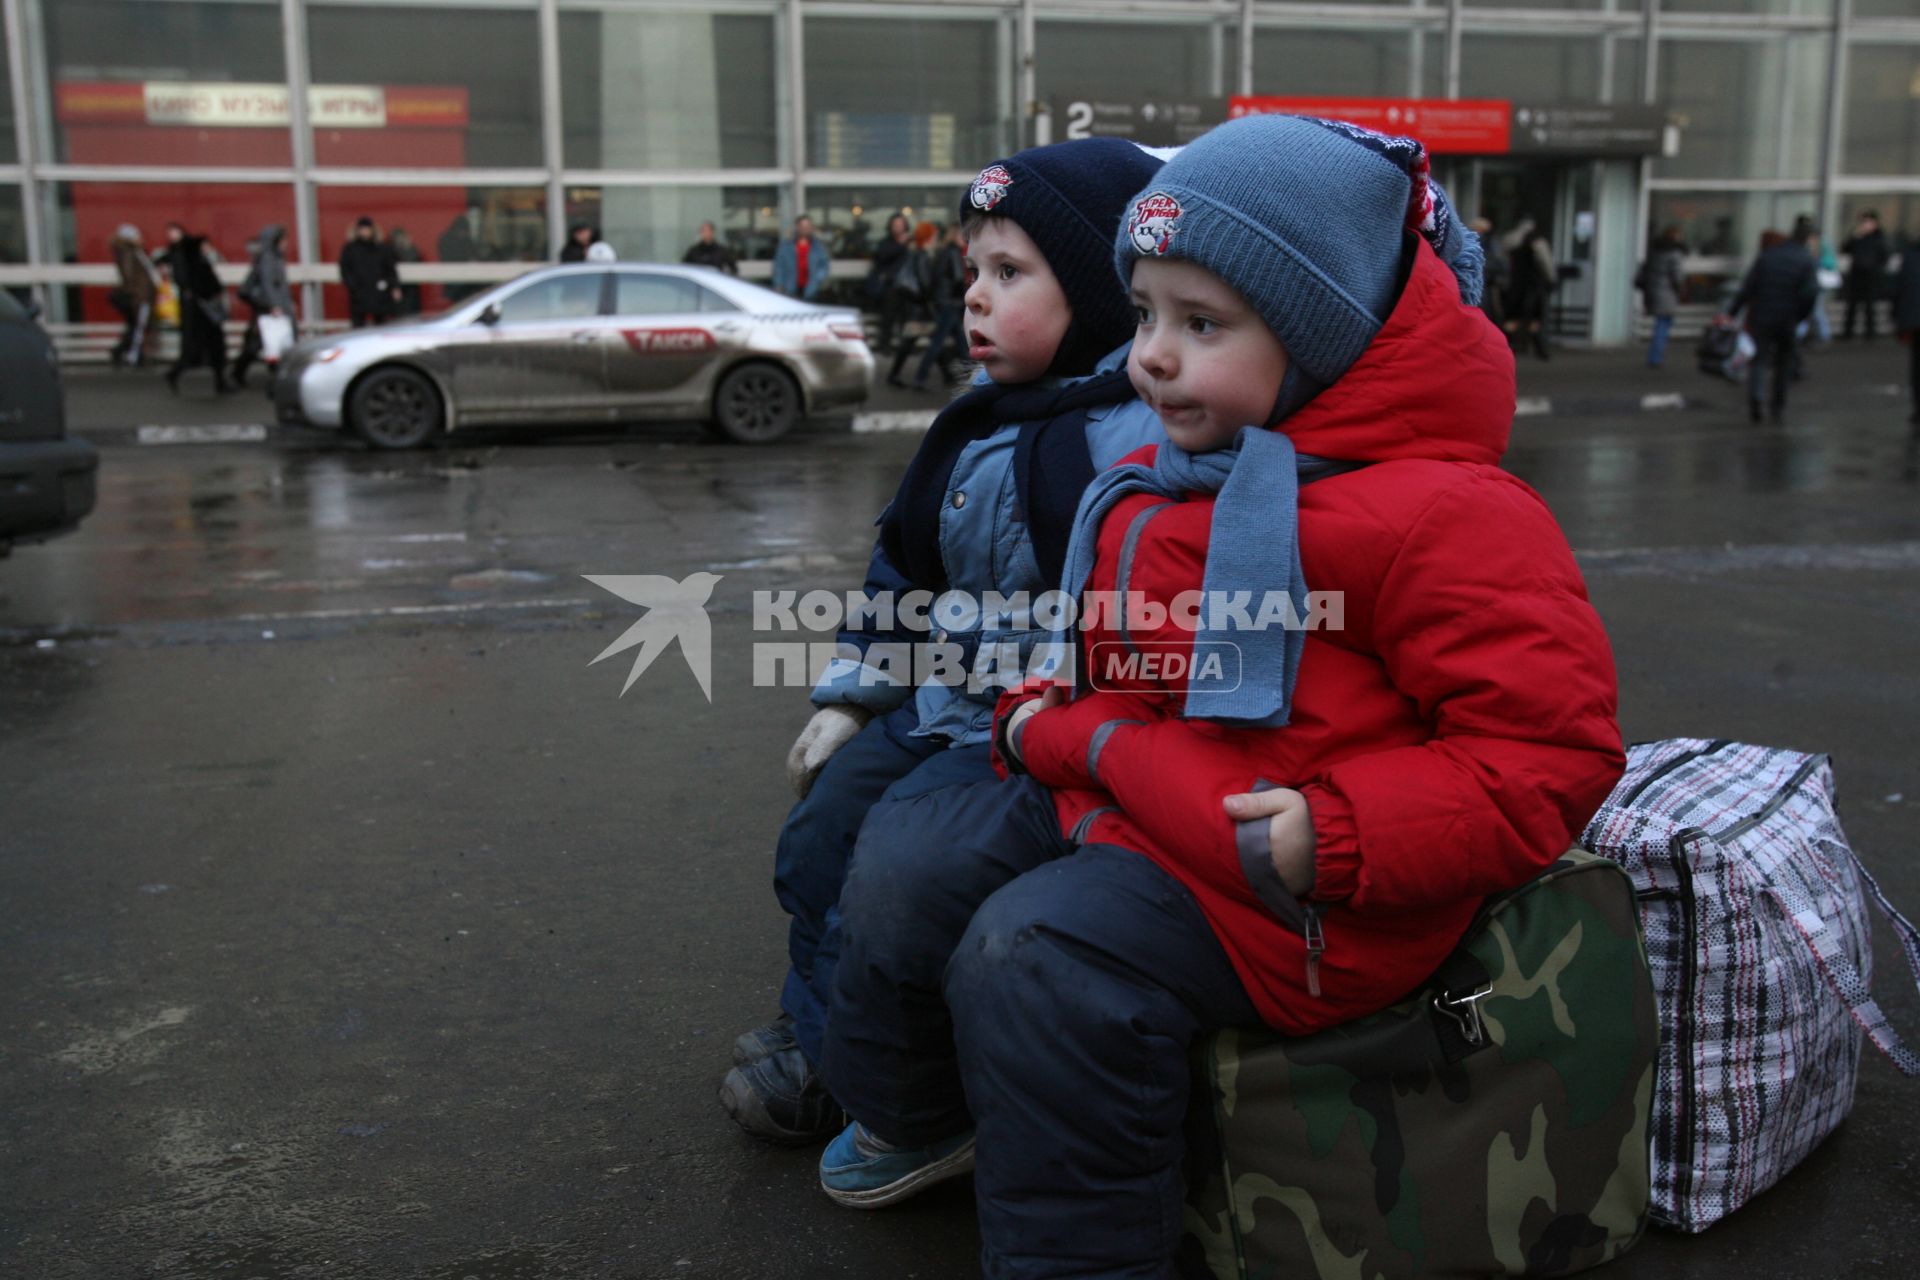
[1662,836,1701,1223]
[1710,752,1826,843]
[1619,738,1731,809]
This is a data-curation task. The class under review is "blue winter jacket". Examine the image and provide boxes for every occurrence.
[812,344,1166,745]
[771,235,830,301]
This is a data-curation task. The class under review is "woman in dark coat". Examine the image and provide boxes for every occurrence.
[1503,221,1556,361]
[158,227,229,393]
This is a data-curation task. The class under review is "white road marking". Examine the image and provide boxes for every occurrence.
[135,424,269,445]
[1514,397,1554,418]
[229,596,594,624]
[1639,393,1688,411]
[852,410,937,434]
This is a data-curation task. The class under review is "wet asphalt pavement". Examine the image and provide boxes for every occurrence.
[3,351,1919,1278]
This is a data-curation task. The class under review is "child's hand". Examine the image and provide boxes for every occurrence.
[1224,788,1317,896]
[1002,685,1068,766]
[786,705,874,798]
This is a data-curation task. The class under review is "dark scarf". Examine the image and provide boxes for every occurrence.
[879,368,1137,594]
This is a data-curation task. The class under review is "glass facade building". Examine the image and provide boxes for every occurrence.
[2,0,1917,345]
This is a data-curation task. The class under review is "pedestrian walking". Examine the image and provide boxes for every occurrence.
[560,222,600,263]
[682,221,739,275]
[157,224,229,394]
[1636,225,1687,369]
[908,224,967,391]
[230,224,295,388]
[869,214,915,353]
[1503,219,1556,360]
[1728,229,1818,423]
[339,217,400,328]
[771,215,830,302]
[1895,238,1920,425]
[883,222,937,388]
[107,223,159,369]
[1841,210,1890,341]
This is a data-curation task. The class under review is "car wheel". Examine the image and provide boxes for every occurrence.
[350,366,442,450]
[711,363,801,444]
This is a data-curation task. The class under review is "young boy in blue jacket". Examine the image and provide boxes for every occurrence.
[721,138,1170,1143]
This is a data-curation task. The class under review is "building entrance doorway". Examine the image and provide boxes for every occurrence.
[1439,158,1601,340]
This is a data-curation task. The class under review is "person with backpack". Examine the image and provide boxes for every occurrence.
[1637,226,1688,369]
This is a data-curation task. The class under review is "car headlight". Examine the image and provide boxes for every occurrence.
[316,347,347,363]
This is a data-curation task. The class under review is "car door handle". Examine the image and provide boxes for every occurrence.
[571,332,597,345]
[713,321,744,335]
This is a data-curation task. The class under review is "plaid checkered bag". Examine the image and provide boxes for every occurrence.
[1582,738,1920,1233]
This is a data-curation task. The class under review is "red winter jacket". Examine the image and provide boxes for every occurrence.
[1007,240,1624,1034]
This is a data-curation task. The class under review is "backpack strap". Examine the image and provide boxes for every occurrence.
[1758,852,1920,1077]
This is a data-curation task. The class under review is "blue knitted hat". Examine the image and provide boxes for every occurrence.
[962,137,1166,376]
[1113,113,1483,396]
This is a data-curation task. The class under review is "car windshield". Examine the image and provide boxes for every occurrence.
[407,274,544,325]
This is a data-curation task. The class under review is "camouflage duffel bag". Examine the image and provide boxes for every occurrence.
[1182,849,1657,1280]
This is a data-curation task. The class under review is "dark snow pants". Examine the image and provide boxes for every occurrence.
[820,774,1259,1280]
[773,704,995,1067]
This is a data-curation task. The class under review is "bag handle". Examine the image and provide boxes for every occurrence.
[1758,850,1920,1077]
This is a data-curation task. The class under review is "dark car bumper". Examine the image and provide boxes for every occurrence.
[0,437,99,548]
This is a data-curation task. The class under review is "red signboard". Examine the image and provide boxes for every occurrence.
[1229,96,1513,156]
[56,81,469,129]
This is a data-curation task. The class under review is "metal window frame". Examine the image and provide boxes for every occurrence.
[2,0,1912,331]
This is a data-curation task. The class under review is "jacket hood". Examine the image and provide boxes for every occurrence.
[1272,237,1515,468]
[259,224,286,252]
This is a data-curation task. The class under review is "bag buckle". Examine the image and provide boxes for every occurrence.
[1434,984,1495,1047]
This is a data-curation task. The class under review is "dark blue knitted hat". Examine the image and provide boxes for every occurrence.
[961,137,1166,376]
[1113,113,1483,393]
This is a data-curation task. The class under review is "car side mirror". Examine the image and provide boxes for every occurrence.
[478,303,501,326]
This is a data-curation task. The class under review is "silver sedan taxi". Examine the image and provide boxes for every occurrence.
[275,263,873,447]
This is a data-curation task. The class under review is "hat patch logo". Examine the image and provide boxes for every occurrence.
[969,166,1014,211]
[1129,192,1182,256]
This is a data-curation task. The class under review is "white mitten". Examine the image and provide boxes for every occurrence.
[786,705,875,799]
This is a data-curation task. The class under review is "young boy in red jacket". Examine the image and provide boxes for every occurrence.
[814,114,1625,1275]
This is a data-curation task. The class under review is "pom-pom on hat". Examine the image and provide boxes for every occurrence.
[1113,113,1484,391]
[960,137,1167,377]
